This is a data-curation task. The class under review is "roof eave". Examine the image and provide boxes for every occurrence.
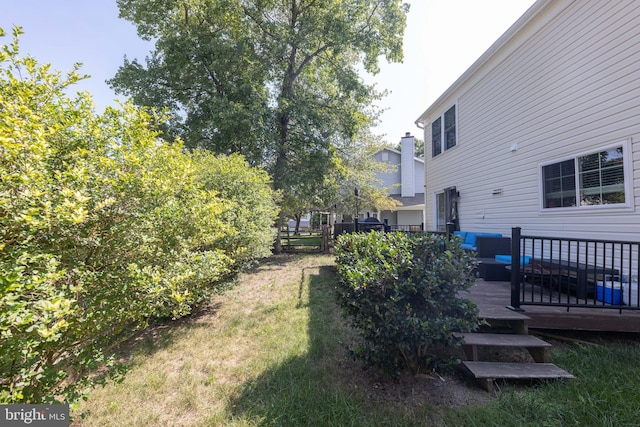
[414,0,552,127]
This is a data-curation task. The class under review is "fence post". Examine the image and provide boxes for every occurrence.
[285,225,291,250]
[508,227,523,311]
[321,225,331,254]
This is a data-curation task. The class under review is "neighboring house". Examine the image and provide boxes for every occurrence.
[373,133,425,226]
[415,0,640,242]
[288,214,310,231]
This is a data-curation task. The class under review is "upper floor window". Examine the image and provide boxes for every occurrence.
[542,145,627,209]
[431,117,442,157]
[431,105,456,157]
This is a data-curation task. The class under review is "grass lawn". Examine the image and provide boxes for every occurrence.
[281,232,322,249]
[74,254,640,426]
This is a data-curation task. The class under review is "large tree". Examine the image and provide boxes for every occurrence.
[111,0,409,243]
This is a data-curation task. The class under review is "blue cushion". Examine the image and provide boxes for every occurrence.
[495,255,531,265]
[456,231,504,251]
[476,232,502,238]
[453,231,466,239]
[465,233,477,246]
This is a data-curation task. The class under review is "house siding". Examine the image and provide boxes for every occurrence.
[412,160,425,194]
[397,210,423,226]
[423,0,640,242]
[374,149,401,195]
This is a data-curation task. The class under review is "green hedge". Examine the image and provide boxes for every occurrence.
[0,27,277,404]
[335,231,478,376]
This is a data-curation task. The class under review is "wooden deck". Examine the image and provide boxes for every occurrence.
[466,279,640,333]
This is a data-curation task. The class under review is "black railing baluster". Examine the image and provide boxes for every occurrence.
[532,238,538,303]
[511,231,639,312]
[509,227,522,311]
[592,240,598,305]
[552,238,556,303]
[629,243,640,307]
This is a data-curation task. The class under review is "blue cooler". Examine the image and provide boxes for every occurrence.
[597,277,623,305]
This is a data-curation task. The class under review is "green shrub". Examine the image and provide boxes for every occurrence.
[192,151,278,273]
[335,231,478,376]
[0,27,277,404]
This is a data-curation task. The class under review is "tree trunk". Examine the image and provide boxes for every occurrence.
[274,213,284,254]
[294,214,301,235]
[272,2,300,254]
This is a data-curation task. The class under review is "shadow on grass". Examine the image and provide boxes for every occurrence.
[118,255,302,363]
[226,265,375,426]
[107,300,223,370]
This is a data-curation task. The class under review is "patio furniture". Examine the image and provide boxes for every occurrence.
[453,231,503,251]
[522,259,619,300]
[474,236,512,281]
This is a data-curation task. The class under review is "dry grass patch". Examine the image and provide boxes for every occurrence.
[74,254,342,425]
[74,253,489,426]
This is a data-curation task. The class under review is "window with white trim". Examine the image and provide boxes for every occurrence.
[542,145,626,209]
[431,105,456,157]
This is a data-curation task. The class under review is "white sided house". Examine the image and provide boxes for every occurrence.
[373,133,425,227]
[416,0,640,244]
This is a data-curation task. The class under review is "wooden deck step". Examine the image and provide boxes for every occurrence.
[454,332,551,363]
[477,304,531,334]
[462,361,574,393]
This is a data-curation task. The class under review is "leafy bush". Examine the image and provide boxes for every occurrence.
[192,151,278,273]
[0,27,277,404]
[335,231,478,376]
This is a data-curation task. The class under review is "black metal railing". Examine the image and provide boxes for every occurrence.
[333,222,356,236]
[333,221,424,235]
[510,227,640,312]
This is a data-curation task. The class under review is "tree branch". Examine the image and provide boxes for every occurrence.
[242,5,279,41]
[293,42,335,79]
[182,3,189,26]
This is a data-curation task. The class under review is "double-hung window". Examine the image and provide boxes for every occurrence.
[542,145,628,209]
[431,105,456,157]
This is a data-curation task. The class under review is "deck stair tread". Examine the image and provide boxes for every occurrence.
[462,361,574,380]
[454,302,574,391]
[477,305,530,321]
[454,332,551,348]
[476,304,531,335]
[454,332,550,363]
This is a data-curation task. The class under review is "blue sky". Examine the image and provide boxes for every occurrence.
[1,0,535,145]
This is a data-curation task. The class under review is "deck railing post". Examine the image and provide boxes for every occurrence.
[509,227,524,311]
[446,222,455,238]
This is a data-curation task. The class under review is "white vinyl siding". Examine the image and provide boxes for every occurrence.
[422,0,640,242]
[374,149,401,194]
[397,210,423,226]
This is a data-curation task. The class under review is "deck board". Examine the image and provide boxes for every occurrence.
[467,279,640,332]
[462,361,574,379]
[455,332,551,362]
[454,332,551,348]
